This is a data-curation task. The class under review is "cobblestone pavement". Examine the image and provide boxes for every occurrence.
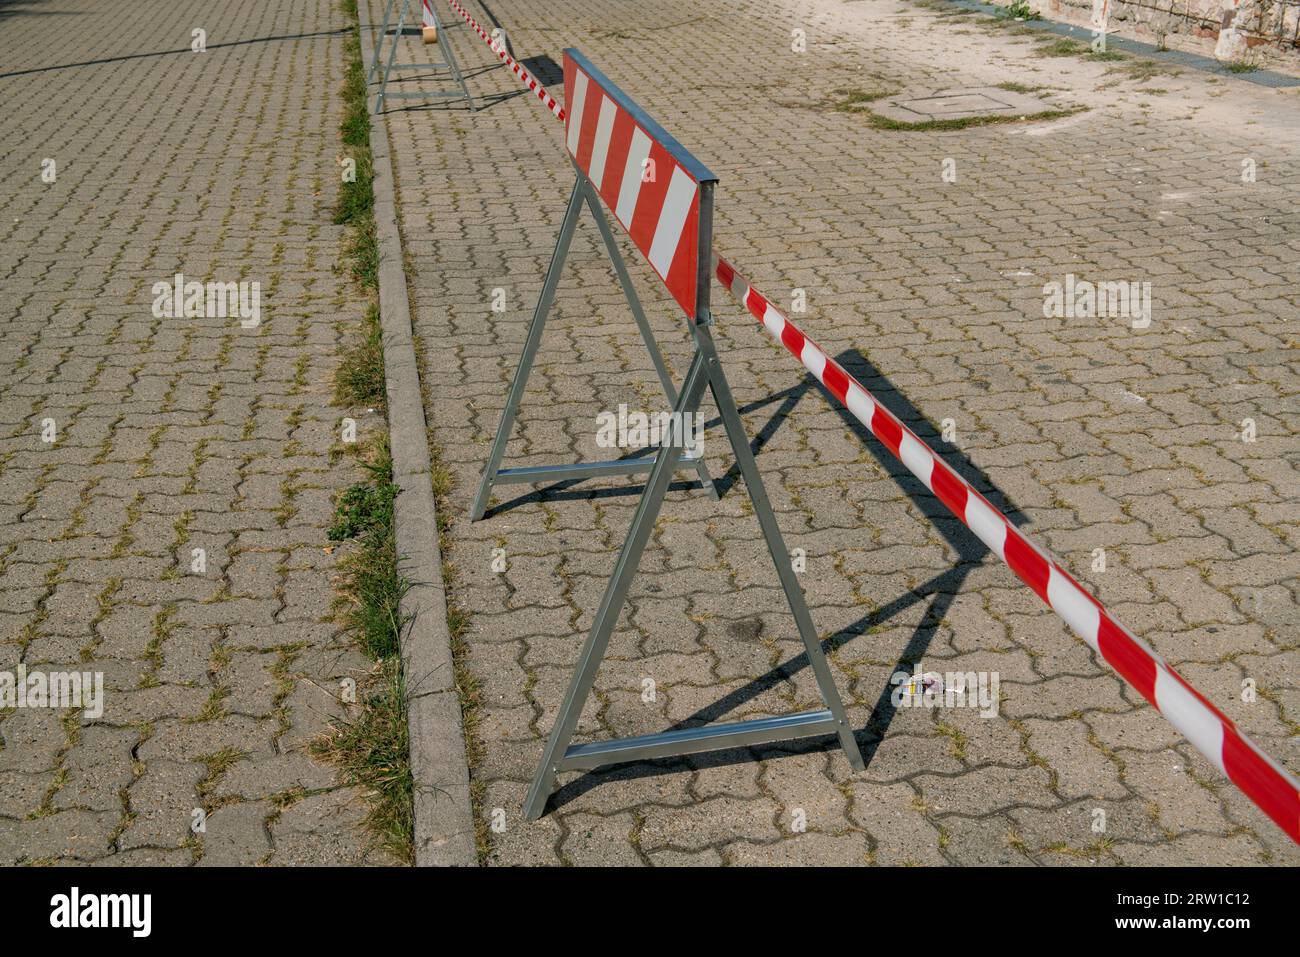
[0,1,393,864]
[378,0,1299,866]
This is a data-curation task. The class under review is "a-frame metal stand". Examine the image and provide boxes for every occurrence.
[470,165,718,521]
[369,0,475,114]
[471,161,866,821]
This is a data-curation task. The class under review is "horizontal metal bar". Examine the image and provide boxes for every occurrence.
[381,62,450,69]
[493,455,703,485]
[559,710,838,771]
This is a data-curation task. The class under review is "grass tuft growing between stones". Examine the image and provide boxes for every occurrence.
[314,658,414,862]
[996,80,1050,93]
[333,0,383,406]
[329,455,397,543]
[1105,58,1183,82]
[331,447,406,662]
[336,0,379,291]
[1035,37,1086,57]
[1034,36,1128,61]
[831,86,898,110]
[997,0,1039,20]
[335,303,386,408]
[317,438,414,861]
[866,106,1081,131]
[313,0,414,865]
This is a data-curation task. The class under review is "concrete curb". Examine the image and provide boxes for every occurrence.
[361,10,477,867]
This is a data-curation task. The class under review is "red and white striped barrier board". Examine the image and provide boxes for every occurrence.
[439,0,1300,843]
[714,254,1300,844]
[444,0,565,119]
[562,50,708,320]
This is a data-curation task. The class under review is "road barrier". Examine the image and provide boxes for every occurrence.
[369,0,474,113]
[473,49,864,821]
[435,0,1300,842]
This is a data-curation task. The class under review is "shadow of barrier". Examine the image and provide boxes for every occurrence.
[545,348,1014,813]
[428,0,1300,842]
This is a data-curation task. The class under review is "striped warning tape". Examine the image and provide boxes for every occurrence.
[714,255,1299,844]
[436,0,1300,843]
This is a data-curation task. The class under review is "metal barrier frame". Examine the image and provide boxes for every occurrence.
[369,0,475,114]
[470,50,865,820]
[468,163,717,518]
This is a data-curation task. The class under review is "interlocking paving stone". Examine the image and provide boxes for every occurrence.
[0,0,393,864]
[376,0,1298,865]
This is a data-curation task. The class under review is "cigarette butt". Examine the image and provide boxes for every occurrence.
[422,26,437,44]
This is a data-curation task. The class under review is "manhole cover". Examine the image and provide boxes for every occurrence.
[903,92,1012,114]
[872,86,1055,123]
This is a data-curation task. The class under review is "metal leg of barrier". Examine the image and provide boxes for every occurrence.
[373,0,475,113]
[470,171,716,521]
[435,4,476,111]
[522,324,864,820]
[373,0,408,113]
[695,323,865,771]
[523,351,710,820]
[469,178,586,522]
[578,178,717,500]
[367,0,398,85]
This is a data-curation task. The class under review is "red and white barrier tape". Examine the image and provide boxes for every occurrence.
[439,0,1300,843]
[444,0,565,120]
[715,256,1299,844]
